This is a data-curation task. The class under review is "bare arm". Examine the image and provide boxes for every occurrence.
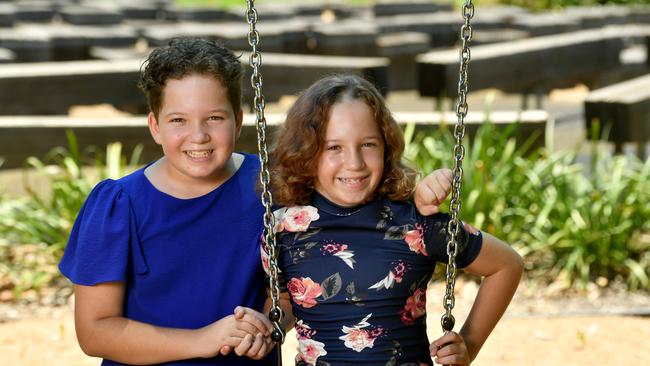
[74,282,271,365]
[458,233,524,361]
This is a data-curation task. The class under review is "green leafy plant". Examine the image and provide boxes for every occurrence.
[0,131,142,297]
[405,120,650,290]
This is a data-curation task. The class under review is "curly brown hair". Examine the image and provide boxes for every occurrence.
[137,37,243,117]
[270,74,416,206]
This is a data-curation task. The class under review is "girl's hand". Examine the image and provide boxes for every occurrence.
[429,331,470,366]
[218,306,274,360]
[414,168,452,216]
[198,306,272,358]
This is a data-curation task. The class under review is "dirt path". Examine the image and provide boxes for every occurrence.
[2,308,649,366]
[3,280,649,366]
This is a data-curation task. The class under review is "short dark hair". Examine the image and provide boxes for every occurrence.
[270,74,416,206]
[138,37,243,117]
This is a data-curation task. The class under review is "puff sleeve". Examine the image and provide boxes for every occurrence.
[422,213,483,269]
[59,179,148,285]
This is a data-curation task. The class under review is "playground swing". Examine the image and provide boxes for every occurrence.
[243,1,475,364]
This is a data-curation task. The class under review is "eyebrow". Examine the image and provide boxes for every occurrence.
[163,109,230,118]
[324,136,383,143]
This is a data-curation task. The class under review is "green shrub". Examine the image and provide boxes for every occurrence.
[0,131,142,297]
[405,120,650,290]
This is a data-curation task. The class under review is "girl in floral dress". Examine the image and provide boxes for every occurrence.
[265,74,524,366]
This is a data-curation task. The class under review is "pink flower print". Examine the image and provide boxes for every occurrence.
[404,223,428,256]
[321,242,356,269]
[339,314,385,352]
[321,243,347,254]
[297,338,327,365]
[282,206,320,232]
[369,260,409,290]
[295,320,317,340]
[400,288,427,325]
[288,277,322,308]
[391,260,406,283]
[271,207,287,233]
[340,328,375,352]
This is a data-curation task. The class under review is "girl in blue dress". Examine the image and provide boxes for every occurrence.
[58,38,452,366]
[268,74,524,366]
[59,38,275,366]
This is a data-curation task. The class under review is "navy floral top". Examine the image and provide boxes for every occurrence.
[265,192,482,366]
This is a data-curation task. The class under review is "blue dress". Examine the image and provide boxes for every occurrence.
[270,192,482,366]
[59,153,274,366]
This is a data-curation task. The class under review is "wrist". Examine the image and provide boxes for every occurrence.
[459,329,478,361]
[194,326,218,359]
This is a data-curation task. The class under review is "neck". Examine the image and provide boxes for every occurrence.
[145,154,241,199]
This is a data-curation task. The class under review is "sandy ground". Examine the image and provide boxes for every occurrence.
[2,311,650,366]
[2,280,649,366]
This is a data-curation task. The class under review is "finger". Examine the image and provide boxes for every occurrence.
[439,168,453,184]
[429,342,439,357]
[435,353,468,366]
[433,331,463,348]
[433,185,450,204]
[435,168,454,185]
[429,185,442,204]
[222,335,245,349]
[235,333,254,356]
[434,172,452,194]
[220,345,232,356]
[234,306,246,320]
[436,342,464,358]
[415,204,439,216]
[256,341,272,360]
[246,333,264,358]
[240,311,273,336]
[231,321,260,337]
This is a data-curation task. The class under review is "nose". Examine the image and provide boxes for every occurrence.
[344,148,365,170]
[189,121,210,143]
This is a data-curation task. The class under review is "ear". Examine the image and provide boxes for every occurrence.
[235,109,244,139]
[147,112,162,145]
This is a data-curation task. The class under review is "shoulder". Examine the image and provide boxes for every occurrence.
[92,166,153,205]
[87,178,125,202]
[381,197,418,219]
[238,152,261,170]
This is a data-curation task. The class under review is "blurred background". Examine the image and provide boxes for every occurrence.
[0,0,649,365]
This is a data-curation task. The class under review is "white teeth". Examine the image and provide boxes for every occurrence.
[339,177,363,184]
[186,150,211,158]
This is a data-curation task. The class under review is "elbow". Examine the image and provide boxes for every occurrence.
[510,248,525,281]
[78,336,101,358]
[76,327,105,358]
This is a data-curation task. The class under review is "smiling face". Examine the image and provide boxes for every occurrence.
[148,73,243,188]
[314,99,385,207]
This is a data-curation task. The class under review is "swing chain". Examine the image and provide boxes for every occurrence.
[246,0,285,345]
[442,0,474,334]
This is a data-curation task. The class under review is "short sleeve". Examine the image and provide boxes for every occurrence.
[421,213,483,268]
[59,179,148,285]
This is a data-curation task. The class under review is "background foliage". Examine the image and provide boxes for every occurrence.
[404,120,650,291]
[0,132,141,298]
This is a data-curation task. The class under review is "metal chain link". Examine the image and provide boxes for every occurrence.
[442,0,474,335]
[245,0,285,347]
